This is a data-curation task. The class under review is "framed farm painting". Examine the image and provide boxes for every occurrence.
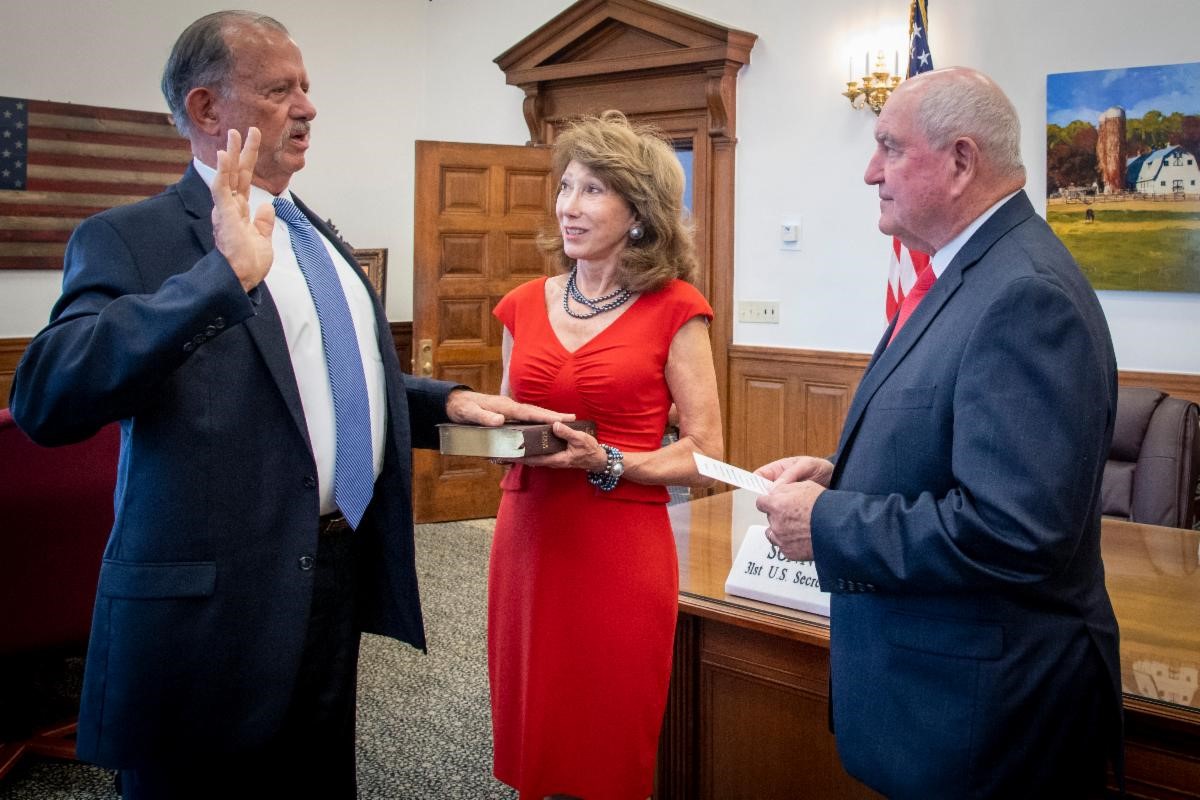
[1046,61,1200,293]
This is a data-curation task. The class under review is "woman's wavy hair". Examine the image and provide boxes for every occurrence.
[538,110,698,293]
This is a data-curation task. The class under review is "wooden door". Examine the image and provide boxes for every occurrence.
[412,141,554,523]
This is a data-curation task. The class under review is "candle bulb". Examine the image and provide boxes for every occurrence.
[894,50,899,76]
[865,52,869,76]
[848,56,853,82]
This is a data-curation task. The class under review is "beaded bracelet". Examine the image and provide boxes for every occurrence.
[587,444,624,492]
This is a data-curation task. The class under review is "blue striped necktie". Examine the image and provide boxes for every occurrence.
[273,197,374,529]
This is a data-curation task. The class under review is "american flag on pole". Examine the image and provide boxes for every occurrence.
[885,0,934,320]
[0,97,190,270]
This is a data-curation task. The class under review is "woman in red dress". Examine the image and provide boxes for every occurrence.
[488,111,723,800]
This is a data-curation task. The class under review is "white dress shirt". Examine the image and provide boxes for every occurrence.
[194,158,386,516]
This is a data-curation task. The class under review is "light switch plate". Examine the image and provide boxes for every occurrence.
[780,217,802,251]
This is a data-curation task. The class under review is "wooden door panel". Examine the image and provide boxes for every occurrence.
[439,234,488,277]
[412,141,554,523]
[505,234,549,280]
[506,171,553,212]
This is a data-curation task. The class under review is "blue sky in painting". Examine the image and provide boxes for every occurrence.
[1047,61,1200,127]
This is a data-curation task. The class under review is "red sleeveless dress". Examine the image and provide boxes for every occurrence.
[489,277,712,799]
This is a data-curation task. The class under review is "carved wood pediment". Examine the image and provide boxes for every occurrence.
[495,0,754,86]
[545,19,685,66]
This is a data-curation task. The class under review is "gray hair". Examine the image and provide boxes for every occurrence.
[161,11,289,138]
[916,68,1025,178]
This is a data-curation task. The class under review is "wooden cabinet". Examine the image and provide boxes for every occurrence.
[657,491,1200,799]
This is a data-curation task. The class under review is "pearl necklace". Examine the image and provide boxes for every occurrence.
[562,267,633,319]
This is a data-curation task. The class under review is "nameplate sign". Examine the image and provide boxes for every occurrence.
[724,525,830,617]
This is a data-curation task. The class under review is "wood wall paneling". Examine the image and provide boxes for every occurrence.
[727,346,870,471]
[735,376,787,466]
[390,321,413,374]
[6,334,1200,464]
[0,329,415,412]
[1120,370,1200,407]
[727,345,1200,472]
[0,337,31,410]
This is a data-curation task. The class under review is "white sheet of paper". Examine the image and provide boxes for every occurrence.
[693,452,772,495]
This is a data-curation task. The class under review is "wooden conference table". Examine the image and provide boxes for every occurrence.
[654,489,1200,800]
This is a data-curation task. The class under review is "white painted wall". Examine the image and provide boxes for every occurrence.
[3,0,1198,374]
[0,0,428,331]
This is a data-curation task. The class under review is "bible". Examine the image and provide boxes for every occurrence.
[437,420,597,458]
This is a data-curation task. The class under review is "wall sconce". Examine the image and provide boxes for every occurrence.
[843,50,902,115]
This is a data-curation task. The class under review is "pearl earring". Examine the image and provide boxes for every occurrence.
[628,224,644,241]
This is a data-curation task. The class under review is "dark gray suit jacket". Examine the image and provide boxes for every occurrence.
[812,191,1121,796]
[10,165,457,768]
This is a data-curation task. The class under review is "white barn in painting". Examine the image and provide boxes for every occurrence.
[1126,145,1200,195]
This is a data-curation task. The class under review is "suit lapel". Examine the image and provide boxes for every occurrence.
[177,165,217,253]
[243,291,314,454]
[177,166,315,455]
[832,192,1036,473]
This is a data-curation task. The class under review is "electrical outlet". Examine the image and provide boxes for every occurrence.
[737,300,780,324]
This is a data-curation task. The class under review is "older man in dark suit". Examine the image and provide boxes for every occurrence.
[9,11,566,799]
[756,67,1122,797]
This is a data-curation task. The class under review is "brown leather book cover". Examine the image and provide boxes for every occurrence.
[437,420,596,458]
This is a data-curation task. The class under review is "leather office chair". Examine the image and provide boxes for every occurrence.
[0,409,119,780]
[1101,387,1200,529]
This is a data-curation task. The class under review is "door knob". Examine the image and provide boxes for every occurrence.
[418,339,434,377]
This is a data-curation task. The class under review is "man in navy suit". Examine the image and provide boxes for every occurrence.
[756,68,1121,797]
[9,11,565,799]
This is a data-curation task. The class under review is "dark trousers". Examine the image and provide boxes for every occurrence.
[120,526,360,800]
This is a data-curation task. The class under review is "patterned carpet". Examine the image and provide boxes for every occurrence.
[0,520,516,800]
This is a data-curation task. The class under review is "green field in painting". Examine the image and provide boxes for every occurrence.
[1046,201,1200,293]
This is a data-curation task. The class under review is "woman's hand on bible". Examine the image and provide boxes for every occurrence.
[519,422,607,472]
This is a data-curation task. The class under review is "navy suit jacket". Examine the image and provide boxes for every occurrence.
[10,166,458,768]
[812,192,1121,796]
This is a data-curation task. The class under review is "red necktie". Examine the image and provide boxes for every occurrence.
[888,263,936,345]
